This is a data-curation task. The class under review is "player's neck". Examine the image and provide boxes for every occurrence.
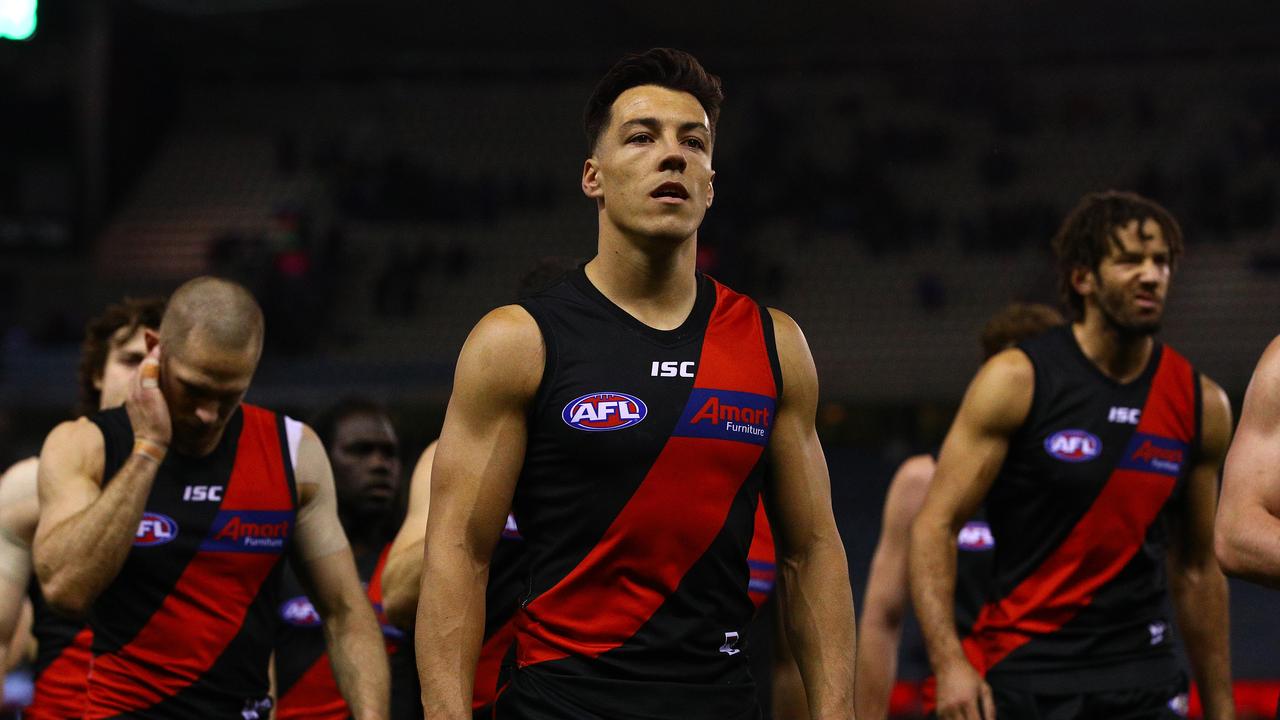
[339,510,384,557]
[1072,317,1154,383]
[586,231,699,331]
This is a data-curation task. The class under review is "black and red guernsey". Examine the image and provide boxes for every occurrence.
[86,403,297,719]
[497,268,782,719]
[473,503,777,717]
[275,542,419,720]
[963,325,1199,693]
[25,580,92,719]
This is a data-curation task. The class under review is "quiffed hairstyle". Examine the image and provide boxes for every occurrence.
[78,296,167,416]
[1051,190,1184,318]
[583,48,724,154]
[980,302,1064,359]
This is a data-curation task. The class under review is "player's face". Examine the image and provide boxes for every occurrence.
[96,326,150,410]
[159,333,258,456]
[1089,218,1172,335]
[329,412,402,519]
[584,84,715,244]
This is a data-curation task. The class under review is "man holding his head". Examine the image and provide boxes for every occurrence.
[33,276,389,719]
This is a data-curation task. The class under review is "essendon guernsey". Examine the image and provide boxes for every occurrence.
[24,581,92,720]
[275,543,418,720]
[86,404,297,719]
[499,268,782,719]
[964,325,1199,692]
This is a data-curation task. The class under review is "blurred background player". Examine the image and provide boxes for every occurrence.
[275,397,422,719]
[32,277,390,719]
[0,295,165,718]
[853,301,1062,719]
[911,191,1234,720]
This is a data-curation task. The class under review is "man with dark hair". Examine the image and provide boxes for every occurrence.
[275,398,419,719]
[33,276,390,719]
[416,48,855,719]
[0,296,165,718]
[856,302,1062,719]
[911,192,1234,720]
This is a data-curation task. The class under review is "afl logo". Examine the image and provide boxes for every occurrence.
[1044,430,1102,462]
[562,392,647,432]
[957,521,995,551]
[280,596,321,627]
[134,512,178,547]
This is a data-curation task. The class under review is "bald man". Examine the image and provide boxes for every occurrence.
[33,277,389,719]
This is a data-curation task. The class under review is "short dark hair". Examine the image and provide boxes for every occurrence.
[1051,190,1184,318]
[311,397,393,450]
[980,302,1064,359]
[78,296,167,416]
[584,48,724,154]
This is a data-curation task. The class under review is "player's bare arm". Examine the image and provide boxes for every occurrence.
[910,349,1033,720]
[290,423,390,720]
[761,308,856,719]
[381,440,436,630]
[0,458,39,699]
[1217,336,1280,586]
[1167,375,1234,720]
[33,349,169,617]
[856,454,935,720]
[417,305,542,720]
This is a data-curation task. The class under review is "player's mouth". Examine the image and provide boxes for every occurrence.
[1133,293,1162,311]
[650,181,689,204]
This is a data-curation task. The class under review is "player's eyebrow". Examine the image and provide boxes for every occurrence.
[619,118,710,135]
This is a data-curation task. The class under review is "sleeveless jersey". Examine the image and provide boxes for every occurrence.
[276,542,418,720]
[501,269,782,719]
[964,325,1199,692]
[86,404,298,719]
[473,503,777,716]
[25,580,92,720]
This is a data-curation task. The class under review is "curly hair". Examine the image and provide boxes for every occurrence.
[584,48,724,154]
[980,302,1064,359]
[77,297,167,416]
[1051,190,1184,318]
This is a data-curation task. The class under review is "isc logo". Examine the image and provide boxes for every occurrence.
[651,361,695,378]
[1108,406,1141,425]
[279,596,321,627]
[183,485,223,502]
[134,512,179,547]
[1044,430,1102,462]
[561,392,648,432]
[957,521,996,551]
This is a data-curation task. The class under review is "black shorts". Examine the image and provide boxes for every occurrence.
[989,676,1190,720]
[493,666,761,720]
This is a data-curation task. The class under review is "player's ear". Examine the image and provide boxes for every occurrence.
[144,329,160,353]
[1070,266,1095,298]
[705,170,715,209]
[582,158,604,200]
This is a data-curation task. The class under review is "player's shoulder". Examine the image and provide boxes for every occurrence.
[887,453,938,512]
[0,456,39,503]
[977,346,1035,387]
[457,305,545,397]
[763,307,809,356]
[469,304,543,354]
[1248,335,1280,389]
[43,416,106,454]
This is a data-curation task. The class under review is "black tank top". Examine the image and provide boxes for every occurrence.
[965,325,1199,692]
[504,268,782,719]
[275,542,420,720]
[86,404,297,719]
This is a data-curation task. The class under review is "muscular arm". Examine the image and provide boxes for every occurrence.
[909,350,1033,720]
[381,441,436,630]
[855,454,936,720]
[763,309,856,719]
[291,425,390,720]
[0,458,39,699]
[1168,378,1234,720]
[416,306,541,720]
[1217,336,1280,586]
[32,419,159,617]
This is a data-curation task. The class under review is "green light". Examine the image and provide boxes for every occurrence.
[0,0,37,41]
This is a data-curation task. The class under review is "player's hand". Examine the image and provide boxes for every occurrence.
[935,659,994,720]
[126,345,172,449]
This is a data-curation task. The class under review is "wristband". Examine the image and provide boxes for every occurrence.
[132,438,168,465]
